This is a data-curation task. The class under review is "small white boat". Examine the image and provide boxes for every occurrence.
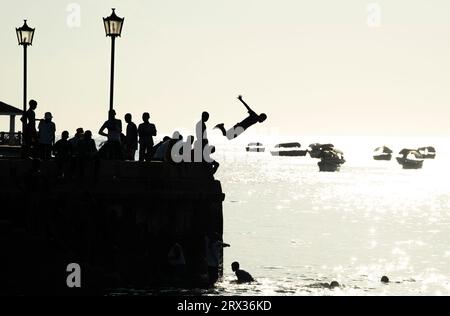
[246,142,265,152]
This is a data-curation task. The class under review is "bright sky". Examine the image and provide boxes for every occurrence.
[1,0,450,138]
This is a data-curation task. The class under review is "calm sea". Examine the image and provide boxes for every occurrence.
[105,135,450,296]
[208,135,450,296]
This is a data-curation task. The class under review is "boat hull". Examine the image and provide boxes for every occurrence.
[396,157,424,169]
[271,150,308,157]
[246,147,265,152]
[373,154,392,161]
[318,160,342,172]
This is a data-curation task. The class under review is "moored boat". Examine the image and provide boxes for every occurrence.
[270,142,307,156]
[418,146,436,159]
[317,148,345,172]
[396,149,424,169]
[308,143,334,158]
[246,142,265,152]
[373,146,393,161]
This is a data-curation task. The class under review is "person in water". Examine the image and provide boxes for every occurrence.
[231,261,254,283]
[214,95,267,140]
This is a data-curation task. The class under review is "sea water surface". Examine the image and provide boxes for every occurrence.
[107,135,450,296]
[207,136,450,296]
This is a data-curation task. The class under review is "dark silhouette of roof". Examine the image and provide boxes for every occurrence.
[0,101,22,115]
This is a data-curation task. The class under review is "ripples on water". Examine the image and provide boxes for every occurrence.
[210,136,450,296]
[107,136,450,296]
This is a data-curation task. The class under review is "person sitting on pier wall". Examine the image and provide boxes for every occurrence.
[231,261,254,283]
[21,99,38,157]
[214,95,267,140]
[138,112,157,161]
[152,136,171,161]
[165,132,183,162]
[53,130,72,177]
[53,131,72,160]
[78,130,97,159]
[124,113,138,161]
[69,128,84,156]
[152,136,170,154]
[99,109,123,160]
[38,112,56,160]
[170,134,218,169]
[77,130,98,177]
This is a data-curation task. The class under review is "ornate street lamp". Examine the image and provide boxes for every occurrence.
[16,19,35,136]
[103,8,124,112]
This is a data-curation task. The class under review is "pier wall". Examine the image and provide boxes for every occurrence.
[0,159,225,295]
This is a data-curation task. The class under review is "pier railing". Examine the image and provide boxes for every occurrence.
[0,131,22,146]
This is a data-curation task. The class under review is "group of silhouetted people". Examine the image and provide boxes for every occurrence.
[22,99,57,160]
[20,95,267,175]
[97,110,158,161]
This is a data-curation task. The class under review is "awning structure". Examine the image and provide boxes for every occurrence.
[0,101,23,146]
[0,101,22,116]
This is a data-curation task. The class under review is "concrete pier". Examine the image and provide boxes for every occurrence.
[0,159,225,295]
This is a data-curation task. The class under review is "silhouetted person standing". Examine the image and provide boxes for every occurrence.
[196,112,209,148]
[138,112,157,161]
[231,262,254,283]
[99,109,123,159]
[38,112,56,160]
[22,99,38,157]
[124,113,138,161]
[214,95,267,140]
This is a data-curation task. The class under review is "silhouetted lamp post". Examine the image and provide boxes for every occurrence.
[16,19,35,135]
[103,8,124,112]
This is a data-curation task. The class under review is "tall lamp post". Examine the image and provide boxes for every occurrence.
[16,19,35,137]
[103,8,124,112]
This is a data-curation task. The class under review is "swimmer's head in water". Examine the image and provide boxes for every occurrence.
[330,281,340,289]
[258,113,267,123]
[231,261,240,272]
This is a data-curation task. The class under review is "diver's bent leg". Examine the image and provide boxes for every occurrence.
[214,123,226,136]
[226,125,245,140]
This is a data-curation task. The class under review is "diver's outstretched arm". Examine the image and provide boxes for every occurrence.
[237,95,252,112]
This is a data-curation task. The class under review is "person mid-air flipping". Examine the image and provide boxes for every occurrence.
[214,95,267,140]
